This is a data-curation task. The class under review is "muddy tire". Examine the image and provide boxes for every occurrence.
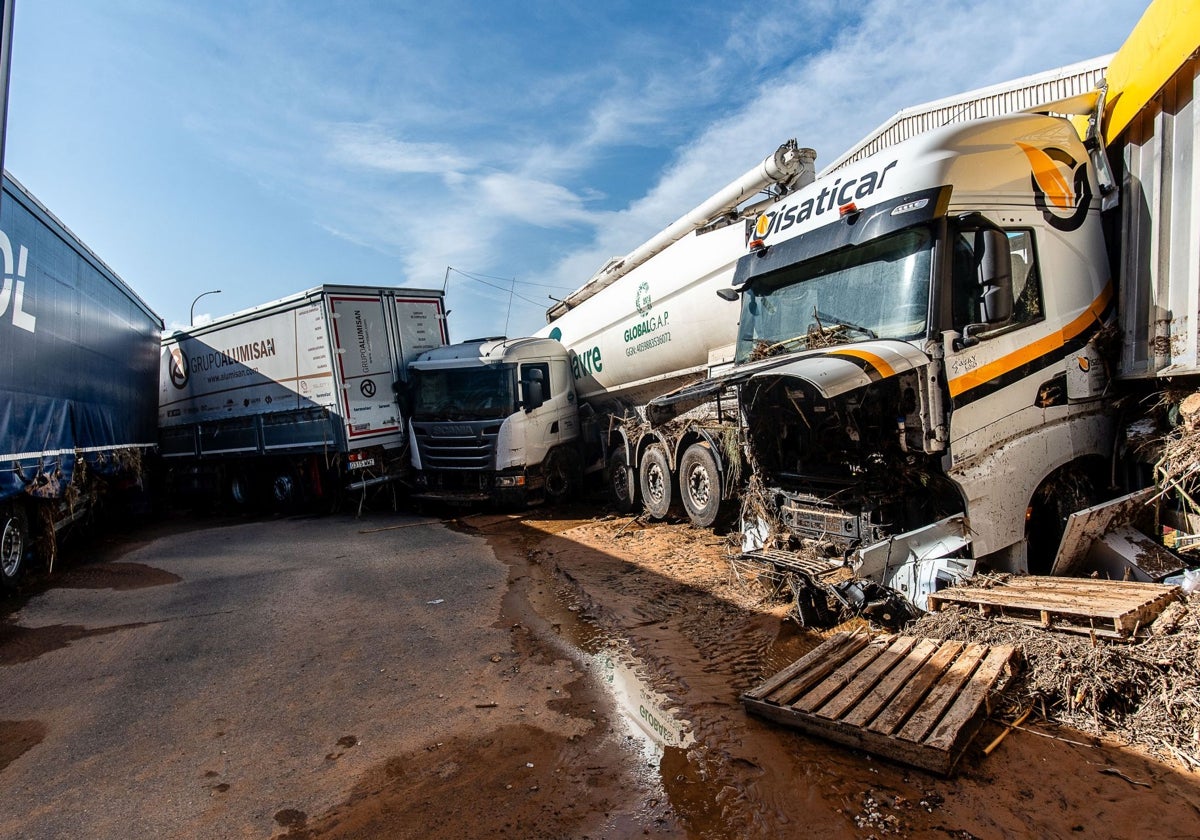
[544,447,578,503]
[227,470,257,510]
[606,448,638,513]
[679,442,722,528]
[638,444,676,520]
[1,506,29,588]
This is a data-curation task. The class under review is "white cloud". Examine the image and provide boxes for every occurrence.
[328,124,471,176]
[130,0,1144,336]
[477,172,597,227]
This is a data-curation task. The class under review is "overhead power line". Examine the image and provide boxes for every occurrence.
[445,267,550,309]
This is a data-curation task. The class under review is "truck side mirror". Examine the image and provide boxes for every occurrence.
[977,229,1014,325]
[958,226,1015,348]
[522,369,545,412]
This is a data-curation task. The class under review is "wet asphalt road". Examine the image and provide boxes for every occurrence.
[0,511,574,839]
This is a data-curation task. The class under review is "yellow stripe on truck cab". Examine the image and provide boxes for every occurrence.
[948,282,1113,399]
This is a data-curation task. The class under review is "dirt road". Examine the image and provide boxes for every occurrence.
[2,509,1199,839]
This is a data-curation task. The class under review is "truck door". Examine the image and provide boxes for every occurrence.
[518,359,577,463]
[329,294,402,447]
[391,294,448,369]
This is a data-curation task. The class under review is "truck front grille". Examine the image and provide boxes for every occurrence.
[412,422,501,470]
[778,494,893,549]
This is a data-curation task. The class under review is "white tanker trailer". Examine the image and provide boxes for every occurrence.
[405,140,815,516]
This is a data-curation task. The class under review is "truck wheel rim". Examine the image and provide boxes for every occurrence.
[647,464,667,502]
[546,456,567,497]
[274,475,294,503]
[687,466,710,506]
[1,519,22,578]
[611,463,630,501]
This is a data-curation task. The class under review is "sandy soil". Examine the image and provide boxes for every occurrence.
[284,508,1200,839]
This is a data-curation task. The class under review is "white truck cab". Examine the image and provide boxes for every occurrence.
[407,337,580,504]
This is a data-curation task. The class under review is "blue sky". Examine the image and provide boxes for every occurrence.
[6,0,1148,340]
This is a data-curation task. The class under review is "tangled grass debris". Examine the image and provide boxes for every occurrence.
[912,594,1200,769]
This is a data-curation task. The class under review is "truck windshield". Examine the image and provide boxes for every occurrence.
[736,226,933,362]
[410,366,517,420]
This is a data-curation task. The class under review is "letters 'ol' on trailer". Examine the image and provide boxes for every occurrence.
[1,174,163,586]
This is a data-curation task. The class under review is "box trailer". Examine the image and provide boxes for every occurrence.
[0,173,162,586]
[159,284,446,508]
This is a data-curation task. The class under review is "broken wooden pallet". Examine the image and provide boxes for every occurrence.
[734,548,844,580]
[926,576,1180,639]
[742,631,1015,775]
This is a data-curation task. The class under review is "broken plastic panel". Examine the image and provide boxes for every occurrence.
[852,514,974,609]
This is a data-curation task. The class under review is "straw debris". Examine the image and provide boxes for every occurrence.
[912,593,1200,768]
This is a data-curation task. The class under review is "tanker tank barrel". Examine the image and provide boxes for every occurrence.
[547,140,816,322]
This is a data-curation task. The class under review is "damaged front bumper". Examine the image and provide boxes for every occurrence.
[740,513,974,618]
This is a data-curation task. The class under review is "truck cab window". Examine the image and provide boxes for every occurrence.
[951,228,1042,331]
[521,362,552,396]
[1006,230,1042,324]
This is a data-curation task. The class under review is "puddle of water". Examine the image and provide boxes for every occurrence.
[524,572,694,756]
[591,643,694,755]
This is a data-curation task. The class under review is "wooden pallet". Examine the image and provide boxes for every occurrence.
[926,576,1180,639]
[733,548,844,580]
[742,631,1015,775]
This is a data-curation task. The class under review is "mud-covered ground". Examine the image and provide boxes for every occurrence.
[286,508,1200,838]
[478,511,1200,839]
[2,508,1199,839]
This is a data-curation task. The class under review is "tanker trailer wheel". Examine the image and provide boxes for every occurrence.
[1,506,29,588]
[606,448,638,513]
[638,444,677,520]
[680,442,723,528]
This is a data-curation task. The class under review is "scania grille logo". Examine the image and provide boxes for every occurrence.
[434,425,475,436]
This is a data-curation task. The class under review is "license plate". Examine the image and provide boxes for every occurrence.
[348,458,376,471]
